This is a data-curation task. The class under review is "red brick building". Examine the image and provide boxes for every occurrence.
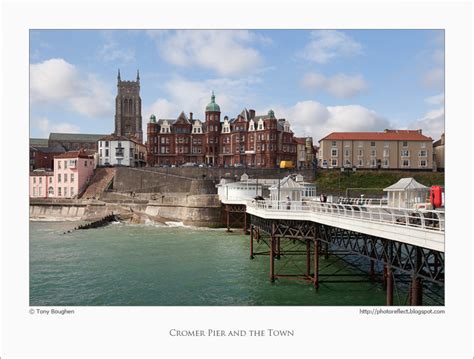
[146,93,298,168]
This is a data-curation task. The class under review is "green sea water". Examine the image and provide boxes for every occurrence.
[30,221,388,306]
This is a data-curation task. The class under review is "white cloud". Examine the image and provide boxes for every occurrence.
[30,58,113,118]
[270,100,389,142]
[144,76,260,121]
[34,117,80,137]
[425,93,444,106]
[408,107,444,139]
[298,30,363,64]
[97,41,135,63]
[422,68,444,89]
[148,30,269,76]
[302,72,368,98]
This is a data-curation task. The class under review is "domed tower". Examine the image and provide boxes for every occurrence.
[146,114,158,166]
[204,91,221,165]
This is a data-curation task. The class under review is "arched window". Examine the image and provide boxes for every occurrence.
[129,99,133,115]
[48,187,54,195]
[124,99,128,114]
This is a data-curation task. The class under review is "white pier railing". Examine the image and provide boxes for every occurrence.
[247,200,445,232]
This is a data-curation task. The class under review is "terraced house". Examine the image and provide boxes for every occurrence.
[146,92,300,168]
[318,130,434,170]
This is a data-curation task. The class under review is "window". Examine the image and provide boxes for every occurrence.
[71,187,75,196]
[58,187,61,196]
[117,159,122,165]
[371,158,377,167]
[105,149,109,157]
[419,150,427,157]
[384,141,389,148]
[64,160,67,169]
[71,173,74,182]
[49,177,52,183]
[344,149,350,157]
[33,187,36,196]
[383,159,389,167]
[344,160,351,167]
[58,161,61,169]
[370,149,376,156]
[371,142,376,147]
[403,141,408,147]
[331,149,338,157]
[85,160,88,166]
[118,141,122,148]
[402,159,410,167]
[33,177,36,184]
[331,141,337,147]
[58,174,61,183]
[358,149,363,156]
[419,159,427,167]
[64,173,68,182]
[39,177,42,184]
[421,142,426,148]
[39,187,42,196]
[383,149,389,157]
[105,141,109,147]
[331,159,337,167]
[357,159,363,167]
[48,187,54,195]
[64,187,68,197]
[400,150,410,157]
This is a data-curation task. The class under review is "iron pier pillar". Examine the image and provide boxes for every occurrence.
[250,225,254,259]
[313,238,319,289]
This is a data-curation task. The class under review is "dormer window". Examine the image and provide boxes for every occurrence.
[257,119,264,131]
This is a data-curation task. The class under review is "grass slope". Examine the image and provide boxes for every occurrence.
[315,170,444,196]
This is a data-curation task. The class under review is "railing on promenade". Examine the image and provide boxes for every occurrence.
[246,199,445,232]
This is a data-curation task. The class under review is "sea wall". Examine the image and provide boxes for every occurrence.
[29,194,222,227]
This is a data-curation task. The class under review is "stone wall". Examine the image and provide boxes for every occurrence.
[145,167,316,181]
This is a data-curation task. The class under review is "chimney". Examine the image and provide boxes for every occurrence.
[189,112,193,120]
[418,129,422,134]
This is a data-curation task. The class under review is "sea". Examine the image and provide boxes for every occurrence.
[30,220,389,306]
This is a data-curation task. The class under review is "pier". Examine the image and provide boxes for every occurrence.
[221,195,445,306]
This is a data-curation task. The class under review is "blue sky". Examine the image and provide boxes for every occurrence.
[29,29,445,141]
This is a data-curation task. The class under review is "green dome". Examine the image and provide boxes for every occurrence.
[268,109,275,118]
[205,91,220,112]
[149,114,156,123]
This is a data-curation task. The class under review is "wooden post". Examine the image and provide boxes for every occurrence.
[243,212,247,234]
[270,223,275,282]
[306,239,311,278]
[386,265,393,305]
[250,225,254,259]
[313,239,319,289]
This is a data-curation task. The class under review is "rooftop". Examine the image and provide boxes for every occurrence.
[54,150,93,159]
[49,133,106,142]
[320,129,433,142]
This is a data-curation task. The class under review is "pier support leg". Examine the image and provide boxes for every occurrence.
[410,278,423,306]
[383,265,388,290]
[226,207,230,232]
[276,237,281,259]
[369,260,375,281]
[270,236,275,283]
[324,241,329,260]
[244,213,247,234]
[313,239,319,289]
[250,225,254,260]
[306,239,311,278]
[386,265,393,306]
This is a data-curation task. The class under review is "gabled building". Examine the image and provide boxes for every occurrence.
[433,133,445,172]
[98,134,147,167]
[146,92,298,168]
[318,129,433,170]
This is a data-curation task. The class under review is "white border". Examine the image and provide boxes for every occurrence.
[1,0,473,357]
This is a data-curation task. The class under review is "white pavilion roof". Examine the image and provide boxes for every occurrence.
[383,177,429,192]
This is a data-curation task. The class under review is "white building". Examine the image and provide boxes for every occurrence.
[216,178,264,203]
[383,177,429,209]
[97,135,146,167]
[269,175,317,202]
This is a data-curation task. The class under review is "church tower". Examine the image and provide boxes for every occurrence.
[114,69,143,143]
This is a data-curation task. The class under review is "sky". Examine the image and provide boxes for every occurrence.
[29,29,445,142]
